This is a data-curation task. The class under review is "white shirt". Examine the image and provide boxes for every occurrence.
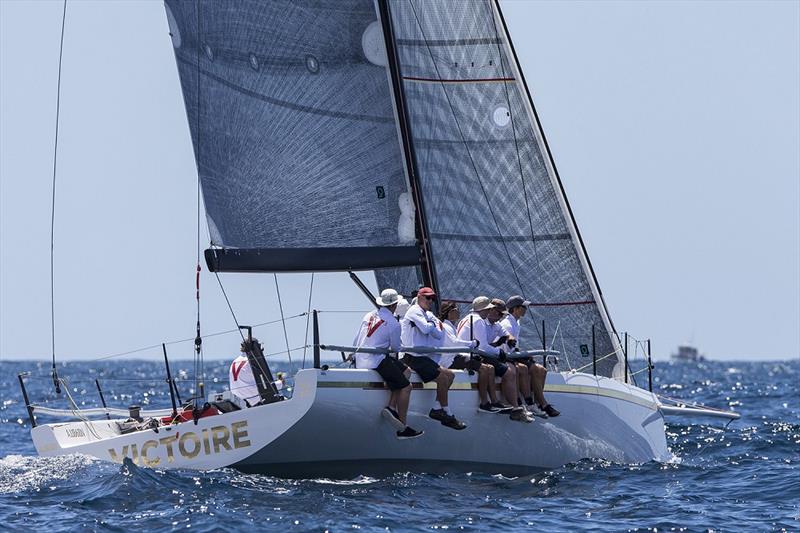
[472,318,507,357]
[500,314,520,340]
[229,355,260,405]
[352,306,401,369]
[439,319,475,368]
[456,312,480,342]
[500,314,521,353]
[400,303,443,357]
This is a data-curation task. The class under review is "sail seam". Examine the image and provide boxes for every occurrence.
[430,232,569,242]
[176,58,394,123]
[396,37,502,47]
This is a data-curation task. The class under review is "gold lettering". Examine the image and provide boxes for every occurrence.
[231,421,251,449]
[159,434,178,463]
[131,443,139,466]
[211,425,231,453]
[140,440,161,467]
[179,431,201,459]
[202,428,211,455]
[108,445,129,463]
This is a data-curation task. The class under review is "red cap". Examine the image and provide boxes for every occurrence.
[418,287,436,297]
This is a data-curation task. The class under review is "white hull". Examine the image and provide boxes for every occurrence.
[31,368,672,477]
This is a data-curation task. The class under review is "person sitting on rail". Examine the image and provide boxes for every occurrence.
[473,300,531,423]
[490,297,539,418]
[229,339,262,407]
[502,295,560,417]
[400,287,467,430]
[436,300,479,369]
[352,288,424,440]
[455,297,505,413]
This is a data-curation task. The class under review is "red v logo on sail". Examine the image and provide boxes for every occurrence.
[232,360,247,381]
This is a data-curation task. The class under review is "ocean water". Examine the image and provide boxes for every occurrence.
[0,358,797,532]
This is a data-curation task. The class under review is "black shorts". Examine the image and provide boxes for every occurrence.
[403,354,441,383]
[449,354,468,370]
[451,355,482,373]
[482,356,509,378]
[376,356,410,391]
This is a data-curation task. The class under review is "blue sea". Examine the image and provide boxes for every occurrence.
[0,359,797,531]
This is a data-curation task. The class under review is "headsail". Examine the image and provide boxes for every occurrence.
[374,0,621,376]
[165,0,420,272]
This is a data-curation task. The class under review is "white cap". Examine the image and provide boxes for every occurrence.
[375,288,401,307]
[471,296,495,312]
[395,297,410,318]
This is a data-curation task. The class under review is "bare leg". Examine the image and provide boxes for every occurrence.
[477,365,491,404]
[516,362,531,401]
[501,364,518,407]
[435,368,454,408]
[485,364,498,403]
[396,384,411,425]
[530,364,548,407]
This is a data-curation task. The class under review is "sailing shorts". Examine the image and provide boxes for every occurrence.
[376,356,410,391]
[403,354,441,383]
[481,356,509,378]
[449,355,482,373]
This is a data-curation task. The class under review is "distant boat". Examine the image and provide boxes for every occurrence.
[672,345,706,362]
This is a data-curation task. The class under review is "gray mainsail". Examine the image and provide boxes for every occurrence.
[164,0,419,272]
[165,0,621,376]
[375,0,621,376]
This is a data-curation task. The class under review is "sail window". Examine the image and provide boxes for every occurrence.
[305,55,319,74]
[362,20,387,67]
[493,106,511,128]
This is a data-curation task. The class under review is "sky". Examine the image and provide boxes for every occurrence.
[1,0,798,363]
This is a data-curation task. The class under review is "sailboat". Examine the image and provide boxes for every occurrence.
[22,0,738,477]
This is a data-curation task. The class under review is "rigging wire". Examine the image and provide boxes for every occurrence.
[405,0,528,299]
[487,5,540,267]
[273,274,295,373]
[91,312,307,361]
[301,273,315,369]
[193,0,205,401]
[49,0,68,394]
[214,271,245,343]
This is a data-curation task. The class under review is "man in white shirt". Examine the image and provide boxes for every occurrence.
[400,286,467,430]
[473,301,530,422]
[503,295,560,417]
[455,296,504,413]
[353,288,424,439]
[229,340,261,406]
[436,300,477,369]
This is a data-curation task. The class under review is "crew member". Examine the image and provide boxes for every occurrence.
[437,300,478,369]
[353,288,423,439]
[401,287,467,430]
[503,295,560,417]
[456,296,504,413]
[473,301,530,422]
[229,339,262,406]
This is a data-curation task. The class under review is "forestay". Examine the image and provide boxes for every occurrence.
[165,0,420,272]
[375,0,621,376]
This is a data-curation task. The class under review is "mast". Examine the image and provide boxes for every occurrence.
[377,0,438,294]
[491,0,622,362]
